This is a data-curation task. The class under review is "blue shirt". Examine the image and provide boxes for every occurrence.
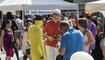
[60,28,84,60]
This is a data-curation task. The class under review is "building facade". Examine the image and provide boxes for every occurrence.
[73,0,98,18]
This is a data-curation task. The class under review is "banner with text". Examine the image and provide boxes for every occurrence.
[25,10,53,15]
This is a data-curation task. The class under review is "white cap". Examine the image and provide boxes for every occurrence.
[53,9,61,15]
[70,51,94,60]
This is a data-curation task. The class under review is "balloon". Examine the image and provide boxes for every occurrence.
[70,51,94,60]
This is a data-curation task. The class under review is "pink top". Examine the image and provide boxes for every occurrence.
[83,34,90,53]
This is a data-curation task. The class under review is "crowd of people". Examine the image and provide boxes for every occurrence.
[0,9,105,60]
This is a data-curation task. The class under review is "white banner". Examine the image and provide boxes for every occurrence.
[25,10,53,15]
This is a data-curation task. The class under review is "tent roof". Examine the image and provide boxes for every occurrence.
[0,0,78,10]
[87,0,105,4]
[85,0,105,11]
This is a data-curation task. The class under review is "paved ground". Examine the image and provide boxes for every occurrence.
[0,50,29,60]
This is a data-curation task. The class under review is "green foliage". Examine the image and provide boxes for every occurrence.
[64,0,73,3]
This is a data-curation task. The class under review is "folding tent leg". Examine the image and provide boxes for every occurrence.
[77,5,79,19]
[22,10,24,21]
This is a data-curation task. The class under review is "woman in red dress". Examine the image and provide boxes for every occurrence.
[1,20,14,60]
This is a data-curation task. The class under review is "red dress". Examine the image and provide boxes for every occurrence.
[3,29,14,57]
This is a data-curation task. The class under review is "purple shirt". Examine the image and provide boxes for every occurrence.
[88,22,97,38]
[88,22,97,49]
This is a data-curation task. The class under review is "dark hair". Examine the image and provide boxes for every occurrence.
[6,12,14,20]
[78,19,88,29]
[2,20,12,29]
[62,13,66,16]
[15,15,19,18]
[34,15,44,20]
[59,21,69,30]
[26,22,32,27]
[86,15,92,20]
[5,20,11,25]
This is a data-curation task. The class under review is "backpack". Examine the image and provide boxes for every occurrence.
[15,19,24,30]
[4,29,15,48]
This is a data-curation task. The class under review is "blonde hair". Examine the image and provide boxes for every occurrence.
[69,19,75,27]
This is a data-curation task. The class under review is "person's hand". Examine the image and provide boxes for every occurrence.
[57,35,61,41]
[56,44,60,48]
[43,35,47,40]
[16,39,20,45]
[40,56,43,59]
[84,42,90,46]
[23,50,26,55]
[47,35,54,41]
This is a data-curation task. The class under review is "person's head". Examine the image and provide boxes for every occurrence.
[92,16,97,24]
[69,19,76,27]
[70,51,94,60]
[52,9,61,21]
[78,18,88,29]
[85,15,92,22]
[62,13,66,17]
[68,20,73,28]
[59,21,70,33]
[26,22,32,29]
[6,12,14,20]
[5,20,12,28]
[14,15,19,19]
[34,15,44,26]
[92,16,97,20]
[97,17,101,22]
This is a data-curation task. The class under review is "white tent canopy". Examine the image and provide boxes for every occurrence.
[0,0,79,20]
[85,0,105,12]
[0,0,78,10]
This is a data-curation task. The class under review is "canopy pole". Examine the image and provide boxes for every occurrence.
[67,9,69,17]
[77,4,79,19]
[2,11,3,21]
[22,10,24,21]
[22,9,25,26]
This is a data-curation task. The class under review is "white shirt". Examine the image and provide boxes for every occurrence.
[22,31,30,52]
